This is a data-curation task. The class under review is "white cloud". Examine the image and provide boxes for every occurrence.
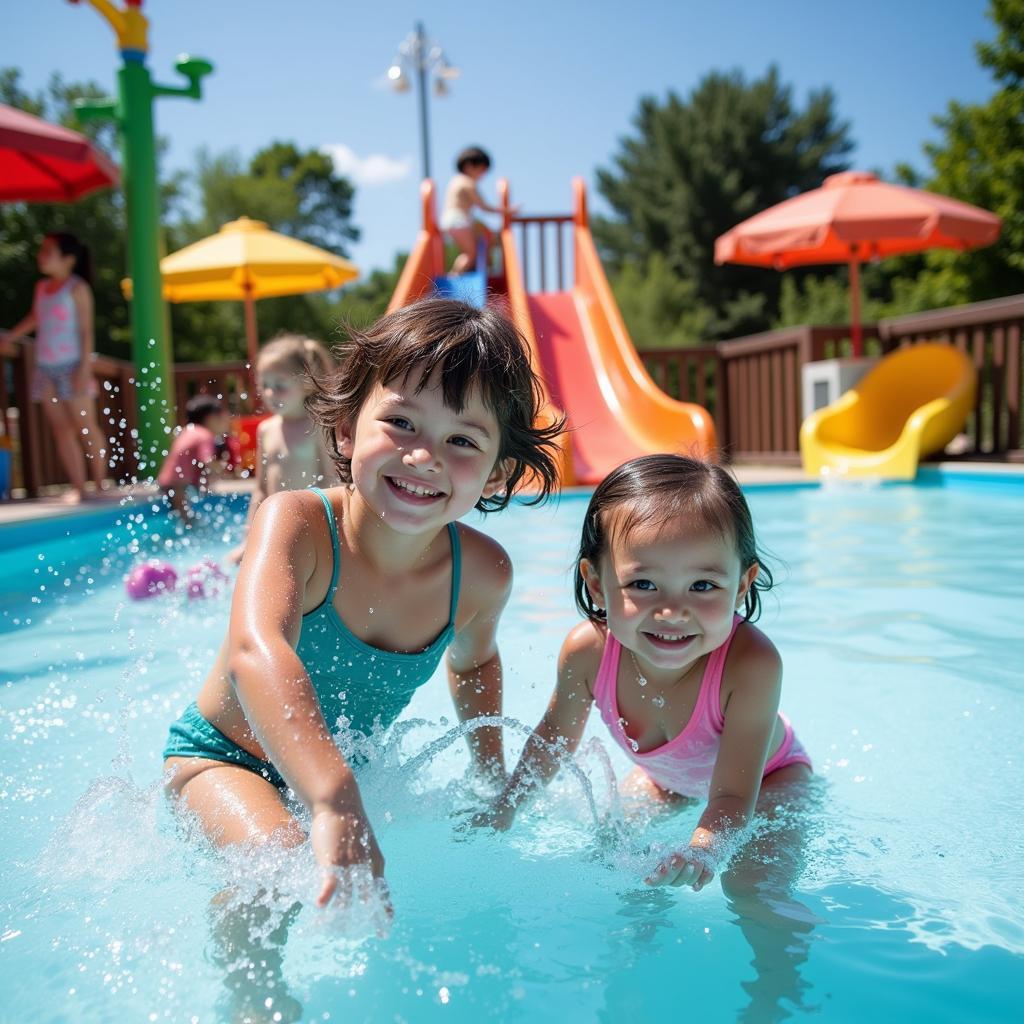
[322,144,411,186]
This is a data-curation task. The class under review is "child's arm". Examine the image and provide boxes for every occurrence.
[468,183,516,217]
[228,490,385,906]
[478,622,601,829]
[228,421,270,564]
[445,531,512,780]
[647,625,783,892]
[70,280,95,396]
[2,309,37,345]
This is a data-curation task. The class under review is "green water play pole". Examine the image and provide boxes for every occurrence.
[70,0,212,472]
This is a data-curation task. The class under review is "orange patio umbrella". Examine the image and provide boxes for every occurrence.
[714,171,1001,356]
[159,216,359,370]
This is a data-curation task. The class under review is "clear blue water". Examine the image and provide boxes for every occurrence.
[1,477,1023,1023]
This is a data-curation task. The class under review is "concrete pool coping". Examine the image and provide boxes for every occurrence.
[1,461,1022,532]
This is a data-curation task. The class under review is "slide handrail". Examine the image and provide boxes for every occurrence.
[498,178,576,485]
[387,179,445,314]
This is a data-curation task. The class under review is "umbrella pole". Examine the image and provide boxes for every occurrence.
[243,287,259,394]
[849,257,863,358]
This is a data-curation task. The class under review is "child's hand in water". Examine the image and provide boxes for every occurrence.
[311,807,392,913]
[467,798,515,832]
[645,846,715,892]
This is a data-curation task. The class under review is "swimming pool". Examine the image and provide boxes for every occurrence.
[1,472,1022,1023]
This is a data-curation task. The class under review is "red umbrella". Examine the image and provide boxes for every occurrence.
[714,171,1001,356]
[0,102,120,203]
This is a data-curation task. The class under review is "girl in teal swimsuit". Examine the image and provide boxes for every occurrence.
[163,298,562,910]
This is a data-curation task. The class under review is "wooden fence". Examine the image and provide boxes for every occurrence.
[637,296,1024,462]
[3,294,1023,496]
[0,344,257,497]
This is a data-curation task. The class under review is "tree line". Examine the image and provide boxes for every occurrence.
[1,0,1020,361]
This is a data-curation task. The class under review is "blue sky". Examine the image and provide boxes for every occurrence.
[8,0,996,275]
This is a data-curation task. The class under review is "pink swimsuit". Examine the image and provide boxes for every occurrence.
[593,616,811,799]
[157,424,216,489]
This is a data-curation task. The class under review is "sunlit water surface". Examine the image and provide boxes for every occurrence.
[1,479,1022,1023]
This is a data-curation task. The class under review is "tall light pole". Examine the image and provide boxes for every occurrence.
[387,23,459,182]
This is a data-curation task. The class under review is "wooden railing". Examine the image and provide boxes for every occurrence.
[0,345,259,497]
[878,295,1024,456]
[719,326,879,460]
[639,297,1024,461]
[3,294,1023,497]
[638,346,726,448]
[511,215,574,294]
[0,340,139,495]
[173,360,256,418]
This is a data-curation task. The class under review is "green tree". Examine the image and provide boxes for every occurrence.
[903,0,1024,305]
[595,66,853,344]
[168,142,361,361]
[610,252,711,349]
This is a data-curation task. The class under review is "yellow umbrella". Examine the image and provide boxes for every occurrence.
[159,216,359,370]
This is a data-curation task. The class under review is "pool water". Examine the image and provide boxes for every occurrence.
[1,478,1022,1023]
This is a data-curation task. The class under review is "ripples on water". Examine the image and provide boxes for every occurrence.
[1,485,1022,1022]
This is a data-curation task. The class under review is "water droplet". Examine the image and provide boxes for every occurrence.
[652,695,665,708]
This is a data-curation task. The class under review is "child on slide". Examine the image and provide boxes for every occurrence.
[476,455,811,892]
[440,146,517,275]
[163,298,563,909]
[228,333,335,564]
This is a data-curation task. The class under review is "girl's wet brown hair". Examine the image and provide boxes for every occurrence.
[306,298,564,512]
[574,454,774,623]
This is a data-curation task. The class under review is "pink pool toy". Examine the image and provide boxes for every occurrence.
[185,559,229,600]
[125,560,178,600]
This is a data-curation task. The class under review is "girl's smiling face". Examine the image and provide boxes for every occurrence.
[582,516,758,677]
[337,363,508,533]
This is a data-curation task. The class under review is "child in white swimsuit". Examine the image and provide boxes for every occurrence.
[440,146,516,274]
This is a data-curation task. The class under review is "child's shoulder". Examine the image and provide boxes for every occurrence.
[559,619,606,675]
[454,521,512,593]
[251,486,336,544]
[723,620,783,692]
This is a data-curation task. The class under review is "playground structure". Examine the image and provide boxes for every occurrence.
[388,177,718,485]
[800,343,977,479]
[70,0,213,468]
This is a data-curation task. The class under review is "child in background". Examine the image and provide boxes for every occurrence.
[477,455,811,892]
[228,333,335,564]
[440,147,516,275]
[163,298,563,910]
[157,394,231,519]
[2,232,106,503]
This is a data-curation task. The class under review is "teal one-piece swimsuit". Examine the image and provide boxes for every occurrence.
[163,488,461,789]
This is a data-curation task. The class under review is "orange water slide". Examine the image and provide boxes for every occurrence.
[388,177,716,485]
[503,177,716,484]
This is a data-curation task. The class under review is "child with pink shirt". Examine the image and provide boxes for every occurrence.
[475,454,811,892]
[158,394,231,518]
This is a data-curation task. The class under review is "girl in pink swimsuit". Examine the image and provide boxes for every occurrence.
[479,454,811,892]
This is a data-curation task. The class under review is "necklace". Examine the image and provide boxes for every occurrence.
[629,651,665,708]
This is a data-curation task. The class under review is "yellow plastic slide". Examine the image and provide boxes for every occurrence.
[799,343,976,479]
